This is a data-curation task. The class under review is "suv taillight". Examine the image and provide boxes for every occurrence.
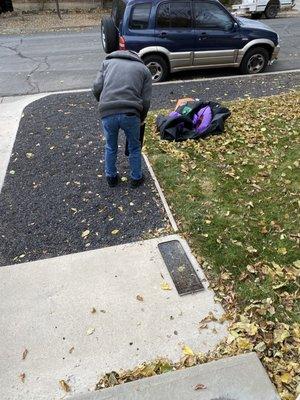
[119,36,126,50]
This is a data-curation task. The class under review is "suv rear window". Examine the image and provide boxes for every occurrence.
[112,0,126,28]
[130,3,151,30]
[157,2,192,29]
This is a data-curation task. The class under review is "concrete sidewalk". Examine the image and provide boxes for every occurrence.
[0,235,227,400]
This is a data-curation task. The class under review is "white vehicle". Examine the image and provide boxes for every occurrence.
[233,0,295,18]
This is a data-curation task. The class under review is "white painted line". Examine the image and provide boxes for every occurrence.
[143,153,179,233]
[154,68,300,86]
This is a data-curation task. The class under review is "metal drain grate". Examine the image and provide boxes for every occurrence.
[158,240,204,296]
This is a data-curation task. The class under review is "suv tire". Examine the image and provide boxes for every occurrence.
[143,55,169,83]
[240,47,269,74]
[101,16,119,54]
[264,1,280,18]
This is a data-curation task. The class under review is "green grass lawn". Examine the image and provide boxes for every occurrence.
[145,92,300,399]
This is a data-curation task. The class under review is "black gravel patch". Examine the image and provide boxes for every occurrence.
[0,93,168,267]
[152,71,300,110]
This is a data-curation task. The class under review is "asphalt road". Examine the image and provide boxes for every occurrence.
[0,16,299,97]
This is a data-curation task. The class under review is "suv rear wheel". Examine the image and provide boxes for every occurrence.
[240,47,269,74]
[101,16,119,54]
[143,55,169,83]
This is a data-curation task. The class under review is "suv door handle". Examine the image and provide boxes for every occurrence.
[159,31,167,37]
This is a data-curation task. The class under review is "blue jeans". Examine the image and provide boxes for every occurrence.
[101,114,142,180]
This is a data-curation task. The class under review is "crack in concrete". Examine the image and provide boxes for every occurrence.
[0,38,42,94]
[26,62,42,93]
[25,56,51,93]
[0,40,37,64]
[44,56,51,71]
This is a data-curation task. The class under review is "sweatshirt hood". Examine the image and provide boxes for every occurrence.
[106,50,144,63]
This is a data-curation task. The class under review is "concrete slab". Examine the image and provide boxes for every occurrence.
[0,94,45,190]
[0,235,227,400]
[74,353,280,400]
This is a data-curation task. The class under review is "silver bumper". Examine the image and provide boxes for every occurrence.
[269,44,280,65]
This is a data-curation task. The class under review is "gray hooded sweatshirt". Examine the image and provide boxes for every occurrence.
[92,51,152,121]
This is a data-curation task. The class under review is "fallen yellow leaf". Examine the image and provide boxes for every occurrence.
[182,345,194,356]
[236,337,253,350]
[86,327,95,336]
[274,326,290,344]
[161,282,172,291]
[246,246,258,254]
[81,230,90,238]
[277,247,287,255]
[293,260,300,268]
[280,372,292,384]
[59,380,71,392]
[111,229,119,235]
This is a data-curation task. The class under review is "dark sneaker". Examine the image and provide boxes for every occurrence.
[106,175,119,188]
[130,175,145,189]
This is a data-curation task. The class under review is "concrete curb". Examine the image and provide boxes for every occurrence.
[156,68,300,86]
[72,353,280,400]
[143,154,178,232]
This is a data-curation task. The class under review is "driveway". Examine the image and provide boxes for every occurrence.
[0,16,299,96]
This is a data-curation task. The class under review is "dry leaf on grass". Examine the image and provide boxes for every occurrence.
[277,247,287,255]
[293,260,300,268]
